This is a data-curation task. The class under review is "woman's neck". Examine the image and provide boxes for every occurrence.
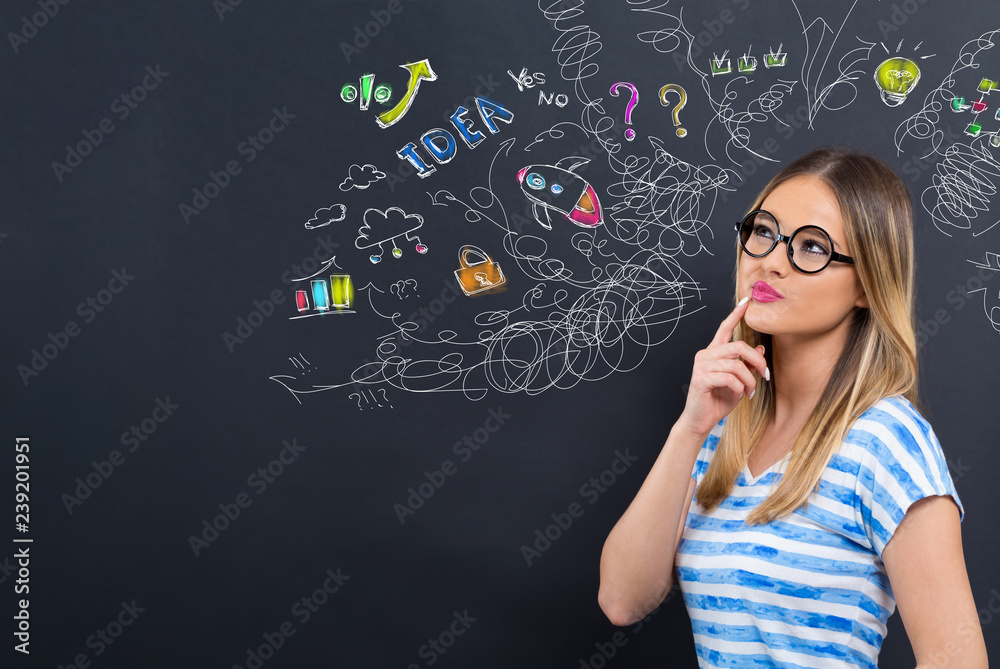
[768,323,850,427]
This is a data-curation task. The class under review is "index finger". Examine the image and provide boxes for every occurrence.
[709,295,750,347]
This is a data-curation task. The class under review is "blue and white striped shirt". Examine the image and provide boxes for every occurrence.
[676,395,965,668]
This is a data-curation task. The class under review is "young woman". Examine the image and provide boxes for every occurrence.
[598,148,987,668]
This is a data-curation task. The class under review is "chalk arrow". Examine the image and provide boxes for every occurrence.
[376,59,437,129]
[358,282,398,320]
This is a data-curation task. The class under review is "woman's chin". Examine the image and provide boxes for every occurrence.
[744,306,781,335]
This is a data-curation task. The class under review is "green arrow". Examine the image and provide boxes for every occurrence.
[376,59,437,129]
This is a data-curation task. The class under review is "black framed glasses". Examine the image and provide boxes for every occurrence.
[735,210,855,274]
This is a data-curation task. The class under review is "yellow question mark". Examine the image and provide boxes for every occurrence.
[659,84,688,138]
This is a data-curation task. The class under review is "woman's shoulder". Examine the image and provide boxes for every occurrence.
[845,394,938,457]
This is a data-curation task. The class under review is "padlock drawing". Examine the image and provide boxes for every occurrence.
[454,245,506,296]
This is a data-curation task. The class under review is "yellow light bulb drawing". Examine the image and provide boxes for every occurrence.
[874,57,921,106]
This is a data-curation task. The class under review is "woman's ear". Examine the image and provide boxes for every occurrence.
[856,291,868,309]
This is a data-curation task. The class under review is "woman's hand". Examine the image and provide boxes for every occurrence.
[676,296,769,440]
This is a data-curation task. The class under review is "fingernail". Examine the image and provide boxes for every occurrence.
[765,366,770,382]
[748,388,755,399]
[738,296,749,307]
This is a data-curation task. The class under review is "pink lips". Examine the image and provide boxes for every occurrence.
[752,281,783,302]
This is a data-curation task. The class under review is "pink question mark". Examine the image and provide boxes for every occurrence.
[610,82,639,141]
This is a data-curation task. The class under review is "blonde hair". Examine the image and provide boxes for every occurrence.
[696,147,923,525]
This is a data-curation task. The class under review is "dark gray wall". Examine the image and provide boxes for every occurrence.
[2,1,997,666]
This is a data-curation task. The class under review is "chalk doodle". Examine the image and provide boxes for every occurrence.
[714,73,797,168]
[658,84,688,138]
[289,353,316,372]
[873,40,936,107]
[291,273,355,319]
[305,204,347,230]
[454,246,507,297]
[339,164,386,191]
[396,97,515,178]
[710,52,732,77]
[375,59,438,129]
[950,74,999,138]
[355,207,429,263]
[968,252,1000,333]
[341,74,393,111]
[765,45,788,68]
[710,46,786,76]
[508,68,547,91]
[895,30,1000,157]
[790,0,876,128]
[874,57,921,106]
[920,137,1000,238]
[348,388,394,410]
[633,3,796,166]
[609,82,639,140]
[516,157,603,229]
[271,1,742,404]
[390,279,419,300]
[891,30,1000,237]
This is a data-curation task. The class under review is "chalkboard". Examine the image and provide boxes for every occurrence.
[3,0,998,666]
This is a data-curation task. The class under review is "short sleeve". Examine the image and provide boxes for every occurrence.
[691,417,725,488]
[853,399,965,561]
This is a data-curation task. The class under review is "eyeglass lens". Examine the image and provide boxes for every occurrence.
[739,212,833,272]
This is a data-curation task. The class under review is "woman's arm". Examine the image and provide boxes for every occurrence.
[598,296,766,627]
[597,421,705,627]
[882,495,988,668]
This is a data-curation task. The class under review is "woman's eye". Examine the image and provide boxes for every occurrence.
[801,240,830,256]
[753,225,774,239]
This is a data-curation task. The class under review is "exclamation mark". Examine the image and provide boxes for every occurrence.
[359,73,375,111]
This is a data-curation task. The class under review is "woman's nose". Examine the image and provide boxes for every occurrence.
[760,241,792,274]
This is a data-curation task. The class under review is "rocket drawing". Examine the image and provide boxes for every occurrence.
[516,157,603,230]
